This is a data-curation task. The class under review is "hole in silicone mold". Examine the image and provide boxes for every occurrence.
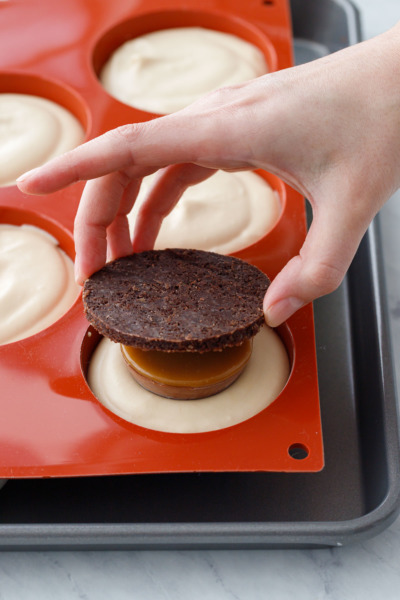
[255,170,286,231]
[276,321,295,370]
[0,73,89,186]
[0,207,75,258]
[0,73,90,133]
[81,326,102,380]
[233,170,293,278]
[93,9,277,115]
[288,443,309,460]
[80,320,294,434]
[0,207,80,345]
[128,169,285,256]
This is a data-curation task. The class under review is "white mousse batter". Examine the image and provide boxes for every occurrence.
[100,27,268,113]
[87,326,290,434]
[0,93,85,187]
[129,170,281,254]
[0,225,80,344]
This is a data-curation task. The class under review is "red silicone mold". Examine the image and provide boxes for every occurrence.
[0,0,323,476]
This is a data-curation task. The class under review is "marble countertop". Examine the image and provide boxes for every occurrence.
[1,0,400,598]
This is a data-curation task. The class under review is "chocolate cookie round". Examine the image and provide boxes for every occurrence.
[83,249,270,352]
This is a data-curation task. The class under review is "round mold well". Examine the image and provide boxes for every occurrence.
[231,170,291,277]
[0,207,81,345]
[80,319,294,434]
[250,169,286,239]
[92,8,278,115]
[0,72,90,186]
[126,169,286,260]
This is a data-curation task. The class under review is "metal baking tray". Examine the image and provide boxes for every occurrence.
[0,0,399,549]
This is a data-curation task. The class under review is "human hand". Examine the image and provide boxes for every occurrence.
[17,24,400,326]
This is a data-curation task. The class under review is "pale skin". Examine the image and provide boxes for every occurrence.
[17,23,400,326]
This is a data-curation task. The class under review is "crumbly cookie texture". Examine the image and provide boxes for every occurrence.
[83,248,270,352]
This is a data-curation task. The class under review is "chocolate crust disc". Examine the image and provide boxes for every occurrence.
[83,249,270,352]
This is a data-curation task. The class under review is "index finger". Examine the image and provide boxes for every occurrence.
[16,115,199,195]
[73,171,144,283]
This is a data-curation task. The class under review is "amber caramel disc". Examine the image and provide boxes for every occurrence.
[121,341,253,400]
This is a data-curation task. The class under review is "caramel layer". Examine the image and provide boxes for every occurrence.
[121,341,252,400]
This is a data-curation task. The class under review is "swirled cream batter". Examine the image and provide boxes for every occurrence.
[0,93,85,187]
[0,225,80,344]
[100,27,268,113]
[87,326,290,434]
[129,170,281,254]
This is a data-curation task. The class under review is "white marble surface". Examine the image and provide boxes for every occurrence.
[1,1,400,598]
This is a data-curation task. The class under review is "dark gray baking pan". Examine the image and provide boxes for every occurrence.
[1,0,399,549]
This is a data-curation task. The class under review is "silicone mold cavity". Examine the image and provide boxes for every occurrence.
[0,0,323,477]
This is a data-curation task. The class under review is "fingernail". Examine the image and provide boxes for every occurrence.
[74,262,85,286]
[264,297,304,327]
[16,168,38,183]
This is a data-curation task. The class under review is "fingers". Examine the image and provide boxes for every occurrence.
[16,128,139,195]
[132,163,216,252]
[105,178,144,262]
[74,171,144,284]
[16,80,260,197]
[15,110,219,196]
[263,196,373,326]
[73,163,215,283]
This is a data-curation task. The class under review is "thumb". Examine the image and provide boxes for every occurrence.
[263,200,371,326]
